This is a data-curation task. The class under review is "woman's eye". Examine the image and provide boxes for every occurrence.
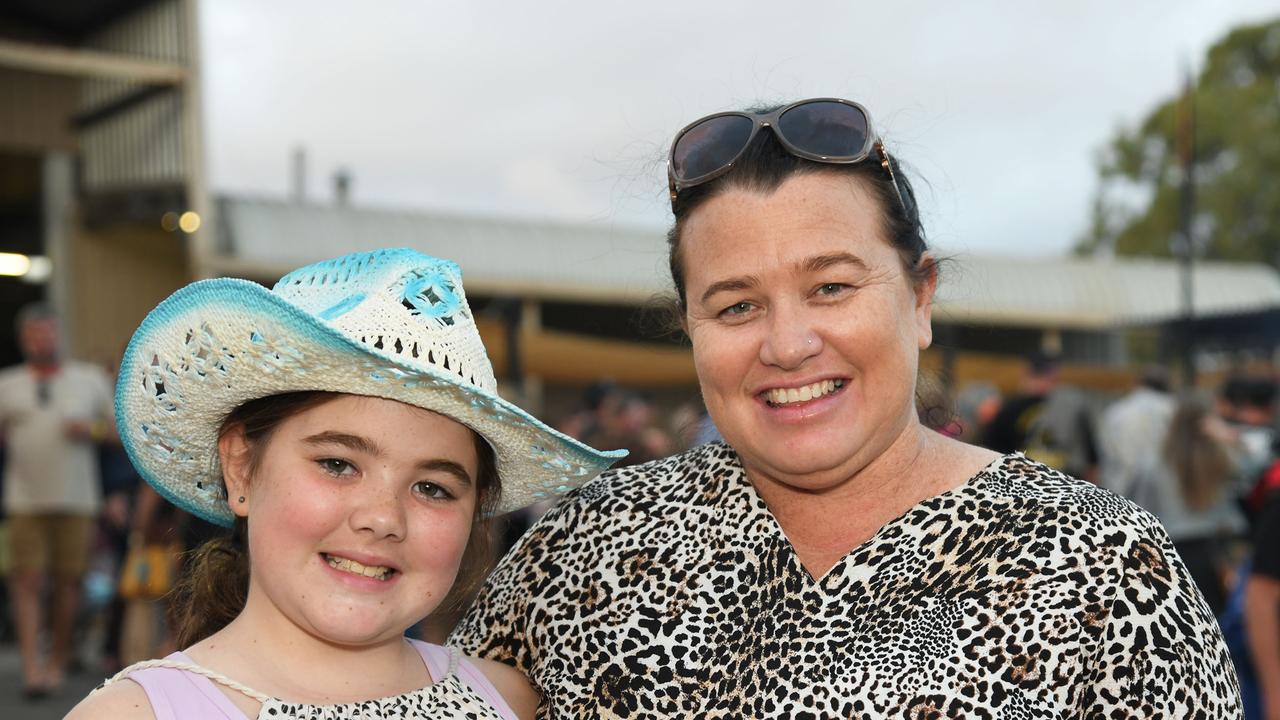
[719,301,755,318]
[413,481,454,500]
[318,458,356,476]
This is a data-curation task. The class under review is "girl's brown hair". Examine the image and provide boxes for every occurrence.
[167,391,501,648]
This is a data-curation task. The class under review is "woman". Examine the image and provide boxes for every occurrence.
[452,99,1242,717]
[1129,392,1247,615]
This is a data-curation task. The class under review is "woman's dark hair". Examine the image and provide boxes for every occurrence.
[666,110,933,312]
[168,391,501,647]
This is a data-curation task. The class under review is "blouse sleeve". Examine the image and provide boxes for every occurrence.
[1076,516,1243,717]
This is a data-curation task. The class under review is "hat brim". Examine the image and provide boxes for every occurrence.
[116,278,625,528]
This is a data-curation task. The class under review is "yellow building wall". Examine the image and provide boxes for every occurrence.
[0,69,78,154]
[67,218,188,367]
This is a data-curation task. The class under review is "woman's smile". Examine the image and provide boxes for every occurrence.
[759,378,847,408]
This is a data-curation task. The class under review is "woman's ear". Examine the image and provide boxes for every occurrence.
[218,425,253,518]
[914,253,939,350]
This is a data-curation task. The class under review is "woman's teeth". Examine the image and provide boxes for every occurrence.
[325,554,393,581]
[765,379,844,406]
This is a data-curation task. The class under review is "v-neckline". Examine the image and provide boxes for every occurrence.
[719,447,1012,589]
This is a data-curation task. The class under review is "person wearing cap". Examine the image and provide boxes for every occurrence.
[452,99,1242,717]
[68,248,622,720]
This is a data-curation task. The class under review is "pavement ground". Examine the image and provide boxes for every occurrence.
[0,643,104,719]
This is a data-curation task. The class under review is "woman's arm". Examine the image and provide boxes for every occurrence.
[1078,521,1244,717]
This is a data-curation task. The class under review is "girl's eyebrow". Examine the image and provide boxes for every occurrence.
[303,431,381,456]
[420,459,473,487]
[303,431,472,485]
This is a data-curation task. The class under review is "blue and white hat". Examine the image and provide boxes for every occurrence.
[116,248,625,527]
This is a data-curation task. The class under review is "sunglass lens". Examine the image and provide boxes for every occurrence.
[671,114,754,182]
[777,101,869,158]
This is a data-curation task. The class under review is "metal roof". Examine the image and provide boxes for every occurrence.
[217,196,670,305]
[933,255,1280,329]
[217,196,1280,328]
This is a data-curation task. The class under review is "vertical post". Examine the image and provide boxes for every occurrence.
[42,152,75,354]
[521,298,544,415]
[1176,64,1197,390]
[181,0,214,279]
[495,298,524,402]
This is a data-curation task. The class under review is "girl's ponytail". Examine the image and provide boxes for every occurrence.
[167,519,249,648]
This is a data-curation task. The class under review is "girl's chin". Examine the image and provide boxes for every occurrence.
[303,619,414,648]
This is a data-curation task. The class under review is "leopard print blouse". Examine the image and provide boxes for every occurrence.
[453,444,1243,718]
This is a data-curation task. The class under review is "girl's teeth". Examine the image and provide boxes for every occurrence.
[325,554,392,580]
[766,379,844,406]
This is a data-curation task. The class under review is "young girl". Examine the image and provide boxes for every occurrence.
[69,248,622,719]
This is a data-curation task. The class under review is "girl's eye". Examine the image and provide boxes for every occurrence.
[412,481,454,500]
[719,301,755,318]
[318,458,356,477]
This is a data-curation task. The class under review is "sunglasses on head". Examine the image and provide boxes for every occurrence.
[666,97,905,209]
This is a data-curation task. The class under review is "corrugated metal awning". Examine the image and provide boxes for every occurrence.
[933,255,1280,329]
[218,196,670,305]
[217,196,1280,328]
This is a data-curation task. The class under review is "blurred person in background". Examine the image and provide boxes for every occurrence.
[557,379,623,442]
[982,350,1100,482]
[612,392,676,467]
[1125,392,1246,615]
[0,303,115,700]
[1220,378,1278,487]
[1098,365,1174,499]
[951,380,1002,445]
[452,98,1241,716]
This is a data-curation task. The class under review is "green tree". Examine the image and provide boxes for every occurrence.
[1078,18,1280,267]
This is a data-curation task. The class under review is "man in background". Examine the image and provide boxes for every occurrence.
[982,351,1099,482]
[1098,365,1174,499]
[0,304,114,699]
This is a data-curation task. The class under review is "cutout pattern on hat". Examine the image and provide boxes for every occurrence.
[117,248,623,527]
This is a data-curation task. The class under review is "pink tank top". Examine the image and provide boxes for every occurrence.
[123,640,520,720]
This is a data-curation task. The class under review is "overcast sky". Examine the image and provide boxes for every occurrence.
[199,1,1279,258]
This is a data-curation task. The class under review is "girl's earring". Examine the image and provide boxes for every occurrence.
[238,496,246,503]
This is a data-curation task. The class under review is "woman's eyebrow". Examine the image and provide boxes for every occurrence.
[800,252,868,274]
[699,275,759,306]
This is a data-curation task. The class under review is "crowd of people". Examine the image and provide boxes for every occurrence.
[0,95,1269,717]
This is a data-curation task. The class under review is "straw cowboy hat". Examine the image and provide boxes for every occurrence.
[116,247,624,526]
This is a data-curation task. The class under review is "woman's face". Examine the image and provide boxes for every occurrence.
[681,172,935,490]
[223,395,479,646]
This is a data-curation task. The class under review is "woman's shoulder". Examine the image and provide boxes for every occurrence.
[66,678,157,720]
[549,441,741,518]
[976,452,1164,537]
